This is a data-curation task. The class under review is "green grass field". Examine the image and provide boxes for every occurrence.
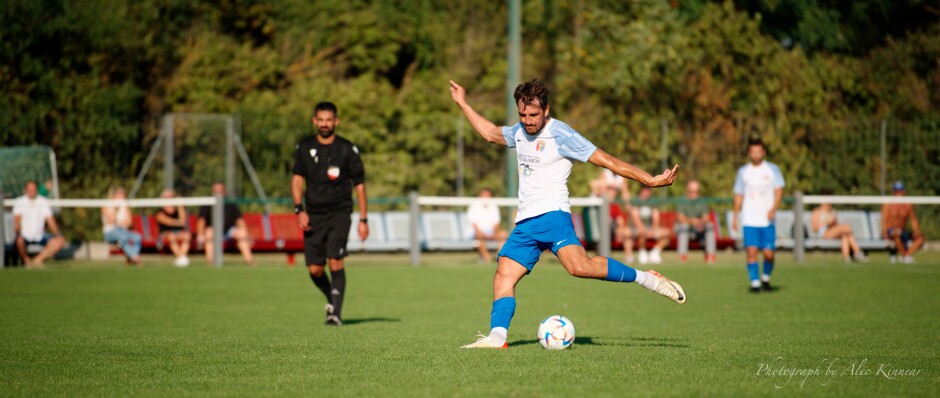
[1,251,938,397]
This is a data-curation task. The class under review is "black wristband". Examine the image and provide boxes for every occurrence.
[294,204,304,214]
[359,217,368,224]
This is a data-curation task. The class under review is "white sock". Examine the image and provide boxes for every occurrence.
[489,327,507,345]
[635,271,658,290]
[761,274,771,283]
[751,280,762,288]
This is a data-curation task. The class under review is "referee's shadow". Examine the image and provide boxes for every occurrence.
[341,317,400,326]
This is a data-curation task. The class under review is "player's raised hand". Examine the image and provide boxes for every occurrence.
[648,164,680,187]
[449,80,467,106]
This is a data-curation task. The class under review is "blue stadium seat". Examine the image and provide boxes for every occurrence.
[383,211,416,251]
[422,211,473,251]
[346,213,403,252]
[863,211,890,250]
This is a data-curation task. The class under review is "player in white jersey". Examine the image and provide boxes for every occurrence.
[449,79,687,349]
[732,139,785,293]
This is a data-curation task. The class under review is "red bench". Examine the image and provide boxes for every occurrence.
[609,210,736,251]
[129,214,296,250]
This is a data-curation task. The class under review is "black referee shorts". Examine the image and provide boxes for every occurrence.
[304,211,352,266]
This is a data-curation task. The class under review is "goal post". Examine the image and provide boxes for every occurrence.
[0,145,60,200]
[130,113,271,213]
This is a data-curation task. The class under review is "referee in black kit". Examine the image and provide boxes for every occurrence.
[291,101,369,326]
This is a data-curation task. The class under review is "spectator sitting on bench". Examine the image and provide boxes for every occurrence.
[881,181,924,264]
[631,185,671,265]
[102,185,142,266]
[606,184,636,265]
[12,180,65,268]
[811,190,868,263]
[467,188,508,264]
[197,182,254,266]
[155,188,192,267]
[676,179,717,264]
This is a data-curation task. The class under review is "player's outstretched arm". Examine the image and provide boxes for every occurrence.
[588,148,678,187]
[449,80,506,146]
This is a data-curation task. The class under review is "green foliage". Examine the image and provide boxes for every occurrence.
[1,0,939,238]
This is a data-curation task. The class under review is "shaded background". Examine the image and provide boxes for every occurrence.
[2,0,939,239]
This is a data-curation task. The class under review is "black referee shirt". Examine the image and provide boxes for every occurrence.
[292,135,365,214]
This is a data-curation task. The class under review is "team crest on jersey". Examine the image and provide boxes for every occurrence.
[519,164,533,177]
[327,166,340,180]
[536,140,546,152]
[309,149,317,158]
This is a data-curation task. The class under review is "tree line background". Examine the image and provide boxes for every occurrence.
[2,0,939,238]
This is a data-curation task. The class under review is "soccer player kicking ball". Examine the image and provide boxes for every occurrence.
[449,79,687,349]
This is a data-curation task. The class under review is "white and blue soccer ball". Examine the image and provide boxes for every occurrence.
[537,315,575,350]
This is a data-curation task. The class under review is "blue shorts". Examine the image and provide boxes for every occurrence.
[497,211,581,271]
[743,224,775,250]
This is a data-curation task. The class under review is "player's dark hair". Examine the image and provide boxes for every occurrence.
[747,138,765,149]
[314,101,338,117]
[513,79,550,109]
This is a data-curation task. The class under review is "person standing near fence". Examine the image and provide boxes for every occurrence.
[291,101,369,327]
[732,139,784,293]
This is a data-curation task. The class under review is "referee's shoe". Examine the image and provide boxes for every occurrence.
[325,304,342,326]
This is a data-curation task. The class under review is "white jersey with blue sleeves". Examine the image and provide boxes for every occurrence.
[502,118,597,222]
[734,161,785,227]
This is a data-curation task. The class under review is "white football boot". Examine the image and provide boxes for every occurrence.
[646,270,686,304]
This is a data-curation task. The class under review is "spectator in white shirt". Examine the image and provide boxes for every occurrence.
[13,180,65,268]
[467,188,508,263]
[102,186,142,265]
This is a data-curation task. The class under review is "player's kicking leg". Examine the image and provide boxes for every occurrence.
[462,257,529,349]
[555,244,686,304]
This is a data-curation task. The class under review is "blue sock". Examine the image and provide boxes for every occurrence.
[747,262,759,282]
[763,260,774,277]
[490,297,516,331]
[604,257,637,282]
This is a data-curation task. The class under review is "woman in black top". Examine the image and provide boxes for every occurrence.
[155,189,192,267]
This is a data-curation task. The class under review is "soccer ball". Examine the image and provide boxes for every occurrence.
[537,315,575,350]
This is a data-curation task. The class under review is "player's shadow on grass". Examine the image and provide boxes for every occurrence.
[341,317,400,326]
[625,336,690,348]
[508,336,689,349]
[508,336,603,347]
